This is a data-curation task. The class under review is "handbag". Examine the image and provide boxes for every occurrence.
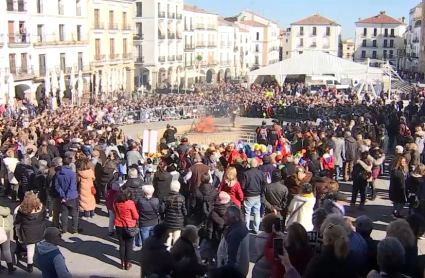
[113,202,140,237]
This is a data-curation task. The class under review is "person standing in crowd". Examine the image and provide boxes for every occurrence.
[113,184,139,270]
[344,131,357,181]
[262,169,288,218]
[126,141,143,169]
[53,157,79,234]
[241,159,265,234]
[47,157,62,224]
[136,184,159,246]
[390,156,408,219]
[350,151,372,211]
[163,124,178,147]
[185,154,210,191]
[331,131,346,181]
[218,167,244,208]
[1,149,20,201]
[252,213,277,278]
[126,167,145,246]
[14,192,47,273]
[354,216,378,274]
[0,205,16,273]
[34,227,72,278]
[217,206,250,277]
[161,180,187,249]
[77,158,96,219]
[153,161,173,200]
[190,173,218,227]
[106,178,120,237]
[286,183,316,231]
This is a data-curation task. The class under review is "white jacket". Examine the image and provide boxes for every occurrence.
[3,157,19,184]
[286,194,316,232]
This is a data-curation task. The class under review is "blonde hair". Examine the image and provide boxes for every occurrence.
[356,134,363,141]
[225,167,237,184]
[322,223,350,259]
[413,164,425,176]
[386,219,415,249]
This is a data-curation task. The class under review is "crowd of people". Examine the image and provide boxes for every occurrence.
[1,80,425,278]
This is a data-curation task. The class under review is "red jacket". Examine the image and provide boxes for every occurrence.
[113,200,139,227]
[264,233,314,278]
[227,149,241,165]
[218,180,244,207]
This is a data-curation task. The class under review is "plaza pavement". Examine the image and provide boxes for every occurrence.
[3,117,425,277]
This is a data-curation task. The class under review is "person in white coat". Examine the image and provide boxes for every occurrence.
[286,183,316,232]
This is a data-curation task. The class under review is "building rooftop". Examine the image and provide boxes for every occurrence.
[183,4,216,15]
[291,14,339,26]
[218,17,236,27]
[238,20,267,27]
[356,11,405,25]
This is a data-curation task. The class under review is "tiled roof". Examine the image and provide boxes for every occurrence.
[242,10,278,24]
[291,14,339,26]
[239,20,267,27]
[218,17,235,27]
[356,13,405,24]
[183,4,215,15]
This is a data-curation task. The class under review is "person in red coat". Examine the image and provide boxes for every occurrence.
[113,184,139,270]
[225,143,241,165]
[218,166,244,207]
[264,223,314,278]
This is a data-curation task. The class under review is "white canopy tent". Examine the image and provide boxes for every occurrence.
[248,51,384,84]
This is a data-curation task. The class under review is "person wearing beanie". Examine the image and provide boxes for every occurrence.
[286,183,316,231]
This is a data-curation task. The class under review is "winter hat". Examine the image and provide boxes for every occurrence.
[301,183,313,194]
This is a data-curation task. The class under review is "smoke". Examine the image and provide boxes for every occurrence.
[194,116,216,133]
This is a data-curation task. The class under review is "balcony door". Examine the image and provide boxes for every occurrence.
[39,54,46,75]
[123,38,127,54]
[8,21,15,43]
[21,53,27,70]
[94,9,100,26]
[95,39,101,56]
[9,54,16,73]
[109,11,114,27]
[110,38,115,55]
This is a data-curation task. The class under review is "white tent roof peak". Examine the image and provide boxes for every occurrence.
[248,51,384,76]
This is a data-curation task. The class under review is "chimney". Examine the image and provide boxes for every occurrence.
[402,16,405,23]
[358,17,361,21]
[379,11,386,15]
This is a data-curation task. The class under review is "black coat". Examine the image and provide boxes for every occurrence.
[153,172,173,200]
[261,181,288,214]
[205,201,228,249]
[170,237,208,278]
[163,128,177,144]
[389,169,407,204]
[99,166,115,186]
[137,197,160,227]
[126,178,145,203]
[14,207,46,244]
[304,247,363,278]
[140,236,174,278]
[189,183,218,225]
[161,191,187,230]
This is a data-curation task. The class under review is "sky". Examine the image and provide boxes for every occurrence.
[185,0,420,39]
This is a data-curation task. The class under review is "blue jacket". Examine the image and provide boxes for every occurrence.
[53,166,78,200]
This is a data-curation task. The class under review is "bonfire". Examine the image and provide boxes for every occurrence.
[193,116,216,133]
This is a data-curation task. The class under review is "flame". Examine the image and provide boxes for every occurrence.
[194,116,216,133]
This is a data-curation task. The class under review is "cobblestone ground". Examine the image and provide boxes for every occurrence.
[3,118,424,277]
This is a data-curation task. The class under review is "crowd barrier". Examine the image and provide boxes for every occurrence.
[107,104,367,126]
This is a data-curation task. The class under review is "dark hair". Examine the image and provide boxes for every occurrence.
[405,213,425,239]
[286,222,309,250]
[262,213,278,233]
[153,223,168,239]
[115,184,131,203]
[210,266,245,278]
[201,173,210,184]
[272,169,282,182]
[62,157,72,166]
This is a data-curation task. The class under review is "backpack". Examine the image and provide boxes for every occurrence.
[259,128,268,140]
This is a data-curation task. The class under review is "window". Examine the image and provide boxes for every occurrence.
[326,27,330,36]
[21,53,27,70]
[256,32,259,40]
[60,53,66,71]
[76,0,81,16]
[390,29,395,37]
[123,38,127,53]
[58,0,63,15]
[136,45,143,59]
[390,40,394,48]
[37,0,43,13]
[136,2,142,17]
[300,27,303,35]
[312,27,316,36]
[136,23,142,36]
[37,24,44,42]
[384,29,388,37]
[372,40,376,47]
[255,56,259,64]
[94,9,100,27]
[110,38,115,54]
[363,28,367,36]
[300,38,303,46]
[76,25,82,41]
[122,12,127,28]
[59,24,64,41]
[286,51,288,55]
[9,54,16,74]
[361,50,366,58]
[95,39,100,56]
[38,54,46,75]
[109,11,114,26]
[389,50,394,58]
[78,52,83,70]
[285,39,288,43]
[372,51,377,58]
[362,39,366,47]
[383,39,388,47]
[383,50,387,58]
[373,28,377,36]
[255,44,259,52]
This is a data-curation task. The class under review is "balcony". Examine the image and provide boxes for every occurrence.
[412,53,418,58]
[310,43,317,48]
[311,32,317,37]
[198,61,208,67]
[168,55,175,61]
[220,60,230,66]
[158,32,165,40]
[254,48,260,53]
[122,53,132,61]
[207,42,216,47]
[185,62,194,68]
[33,33,88,47]
[196,24,205,30]
[234,46,239,52]
[109,53,120,61]
[269,46,279,51]
[8,34,31,47]
[76,7,81,16]
[382,44,395,48]
[208,60,219,66]
[176,33,182,39]
[158,56,165,62]
[93,54,106,64]
[184,44,195,51]
[176,13,182,20]
[176,55,183,61]
[133,33,144,41]
[220,42,225,47]
[207,25,217,30]
[109,23,119,30]
[158,11,165,18]
[298,32,304,36]
[323,45,330,49]
[227,41,232,47]
[122,24,132,31]
[134,56,144,63]
[6,0,27,12]
[168,33,175,39]
[93,22,105,30]
[196,41,206,48]
[167,12,175,19]
[413,38,420,43]
[8,66,35,79]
